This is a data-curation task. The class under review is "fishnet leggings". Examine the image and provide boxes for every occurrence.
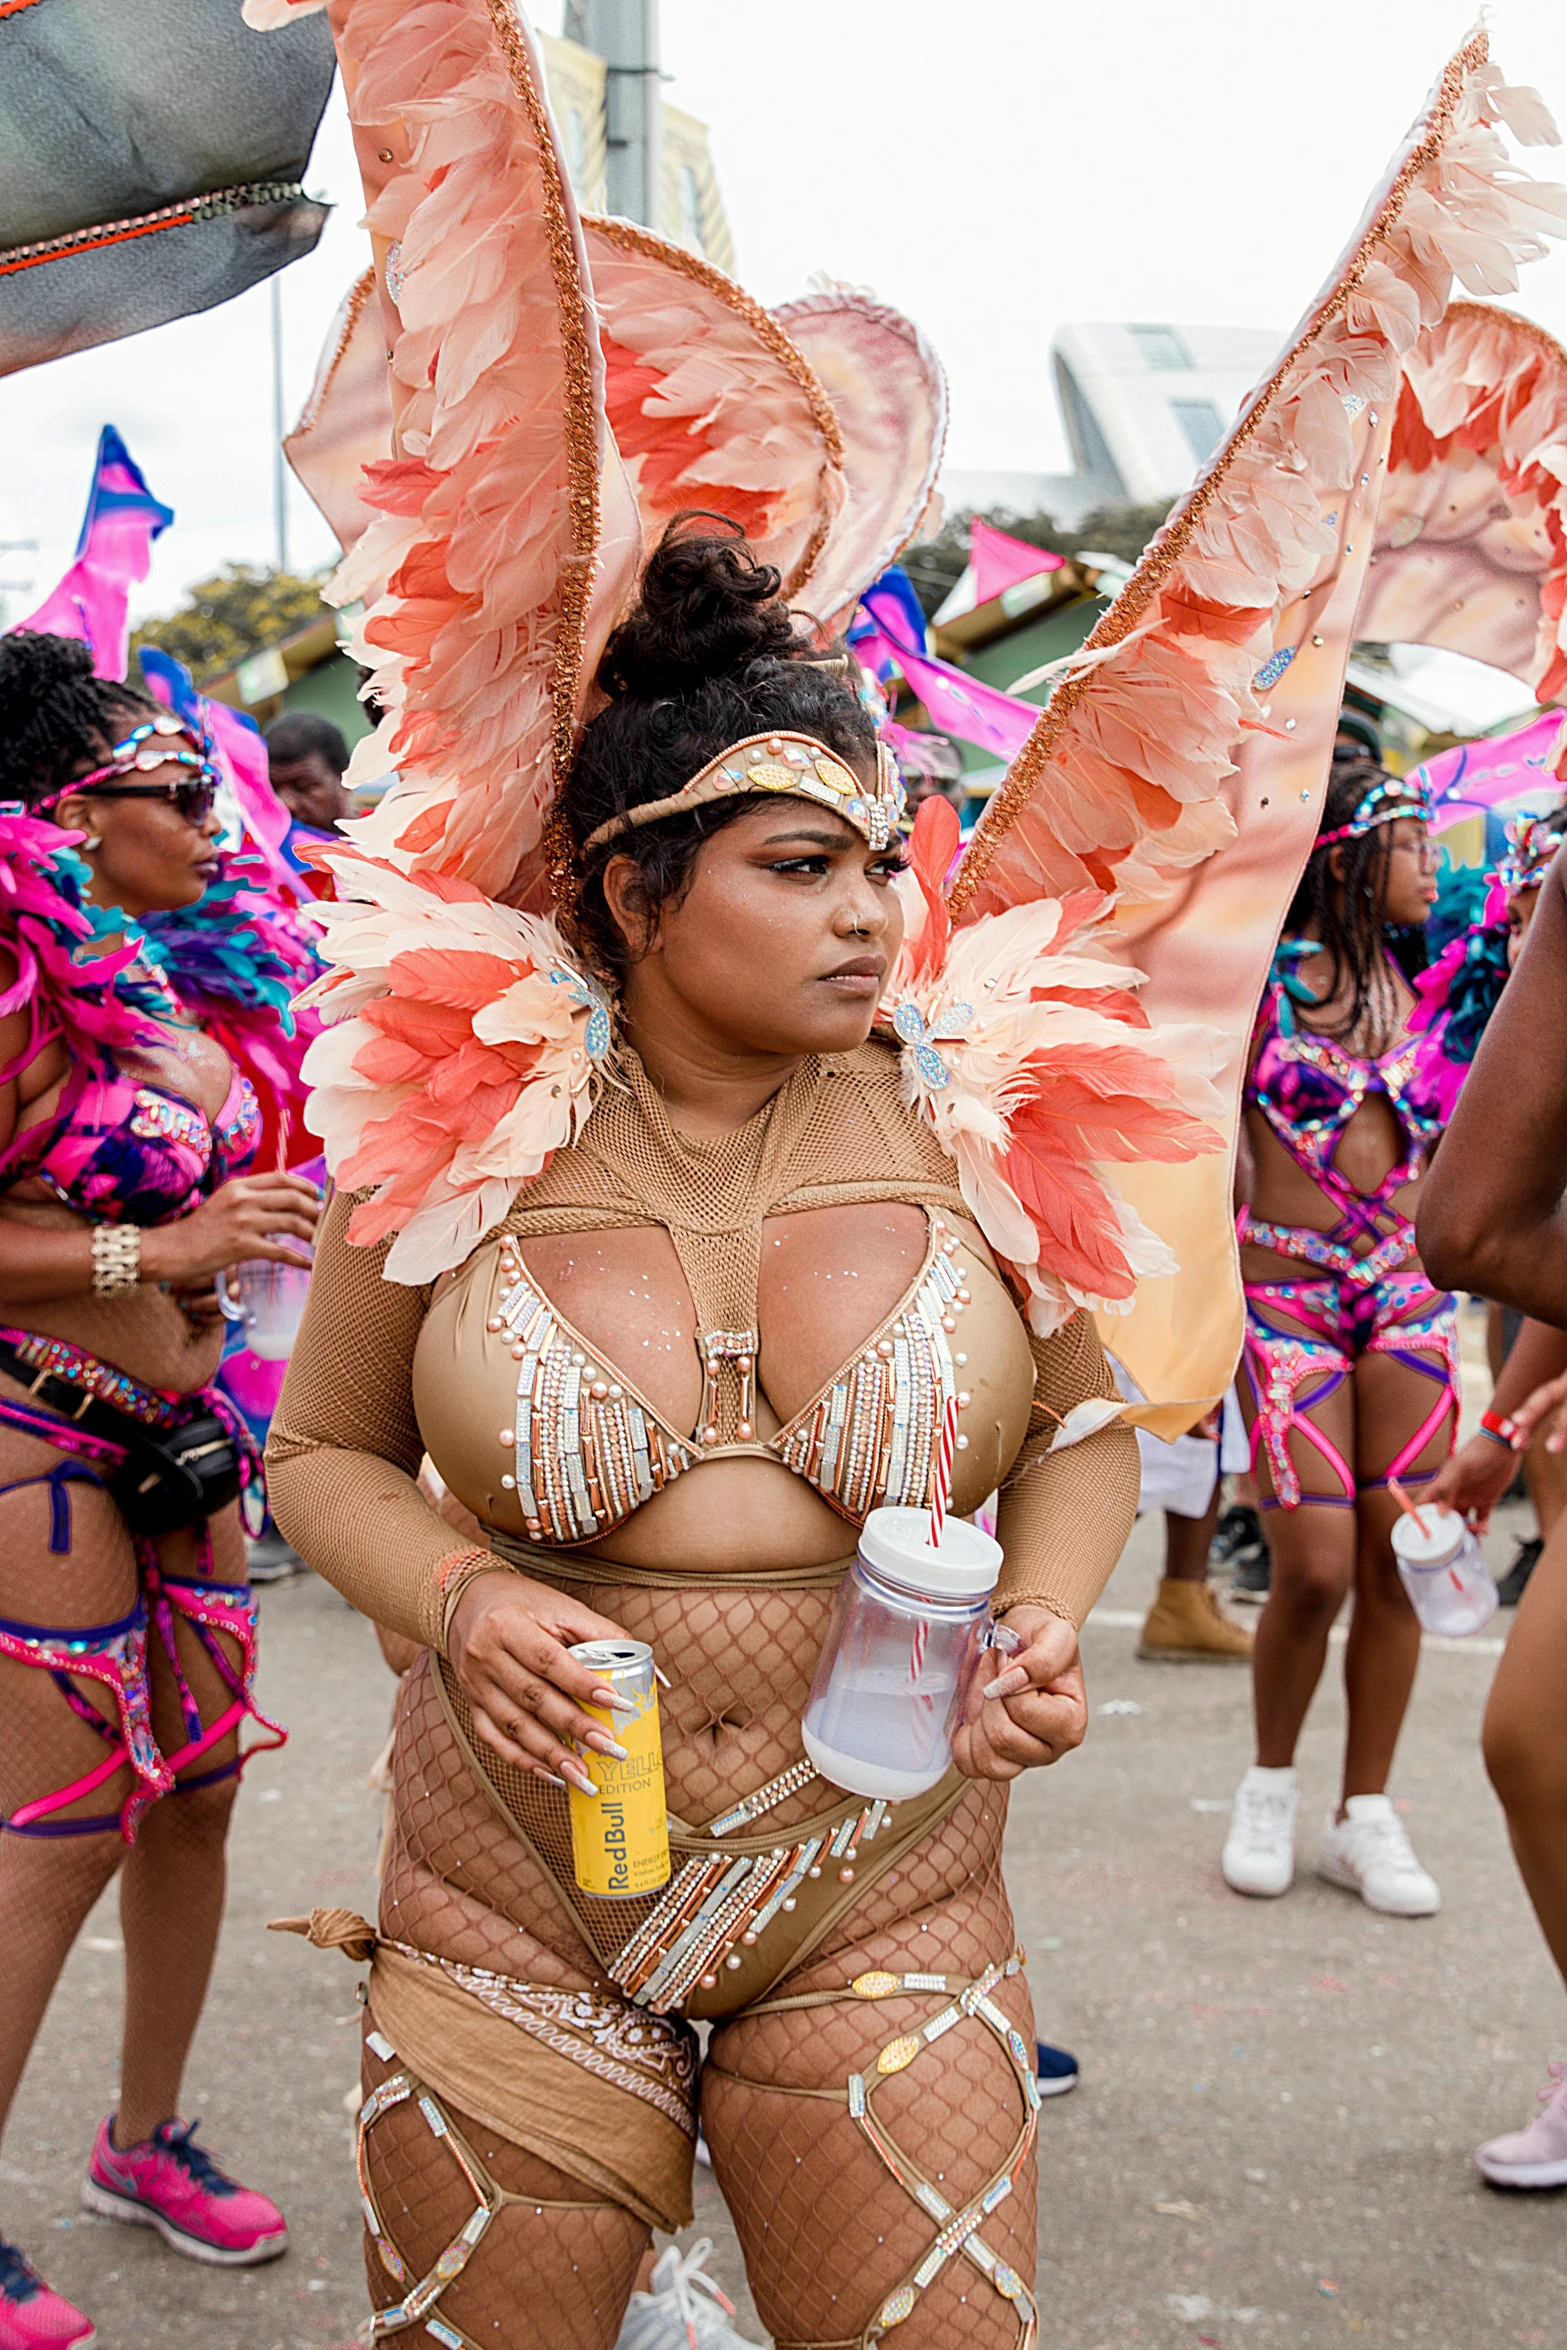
[363,1661,1036,2349]
[0,1415,248,2165]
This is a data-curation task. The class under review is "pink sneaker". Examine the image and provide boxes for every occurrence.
[0,2238,94,2350]
[80,2116,287,2265]
[1477,2061,1567,2189]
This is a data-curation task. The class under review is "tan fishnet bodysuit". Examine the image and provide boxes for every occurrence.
[269,1042,1139,2347]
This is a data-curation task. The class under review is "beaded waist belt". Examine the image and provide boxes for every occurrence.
[0,1327,191,1429]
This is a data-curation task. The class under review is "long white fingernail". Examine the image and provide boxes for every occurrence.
[592,1687,637,1713]
[984,1668,1028,1701]
[586,1731,629,1760]
[564,1763,599,1797]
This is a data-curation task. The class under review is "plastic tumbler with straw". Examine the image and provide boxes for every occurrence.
[802,1398,1005,1798]
[1387,1477,1497,1637]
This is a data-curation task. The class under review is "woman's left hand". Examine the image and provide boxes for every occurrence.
[952,1603,1087,1781]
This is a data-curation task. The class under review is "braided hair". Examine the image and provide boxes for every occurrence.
[560,516,876,978]
[1284,758,1416,1049]
[0,631,154,811]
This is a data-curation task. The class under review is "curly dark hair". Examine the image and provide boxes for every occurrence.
[1284,758,1424,1046]
[0,631,154,811]
[561,516,877,978]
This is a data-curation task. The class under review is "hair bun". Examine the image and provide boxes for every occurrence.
[0,630,96,732]
[598,517,803,701]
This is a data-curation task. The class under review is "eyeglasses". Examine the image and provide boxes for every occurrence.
[82,775,218,825]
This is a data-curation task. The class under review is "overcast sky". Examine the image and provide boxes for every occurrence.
[3,0,1566,627]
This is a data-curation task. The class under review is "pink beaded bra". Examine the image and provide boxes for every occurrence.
[0,1053,260,1226]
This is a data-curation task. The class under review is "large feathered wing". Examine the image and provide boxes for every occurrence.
[583,216,845,602]
[771,288,948,630]
[304,0,641,907]
[283,219,848,610]
[1358,300,1567,695]
[942,34,1566,1434]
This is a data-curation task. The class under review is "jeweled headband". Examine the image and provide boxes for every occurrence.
[1316,769,1432,849]
[38,709,217,809]
[582,731,907,857]
[1498,809,1567,895]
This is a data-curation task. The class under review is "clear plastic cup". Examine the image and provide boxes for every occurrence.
[802,1506,1004,1800]
[1391,1505,1498,1637]
[216,1249,313,1361]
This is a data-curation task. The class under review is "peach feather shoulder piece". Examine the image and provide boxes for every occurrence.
[940,32,1565,1430]
[880,799,1225,1356]
[297,848,611,1283]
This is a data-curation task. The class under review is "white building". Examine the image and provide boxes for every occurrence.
[944,319,1283,527]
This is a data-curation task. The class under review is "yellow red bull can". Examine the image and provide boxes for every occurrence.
[567,1639,671,1897]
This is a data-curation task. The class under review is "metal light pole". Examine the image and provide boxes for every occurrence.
[271,275,290,575]
[580,0,662,228]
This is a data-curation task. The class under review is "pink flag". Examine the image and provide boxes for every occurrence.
[856,622,1041,763]
[13,426,173,680]
[969,519,1063,609]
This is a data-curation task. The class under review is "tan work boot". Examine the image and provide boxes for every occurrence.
[1137,1577,1254,1662]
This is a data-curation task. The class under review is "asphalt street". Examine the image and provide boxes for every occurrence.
[5,1491,1561,2350]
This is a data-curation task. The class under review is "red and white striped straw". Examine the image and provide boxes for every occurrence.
[274,1105,293,1175]
[928,1394,959,1552]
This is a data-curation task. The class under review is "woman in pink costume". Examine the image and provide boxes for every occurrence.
[1222,759,1453,1915]
[0,634,318,2350]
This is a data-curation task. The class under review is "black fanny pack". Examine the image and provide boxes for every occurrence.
[0,1340,243,1537]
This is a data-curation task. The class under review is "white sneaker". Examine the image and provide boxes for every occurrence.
[1221,1766,1298,1897]
[1318,1794,1440,1916]
[615,2239,765,2350]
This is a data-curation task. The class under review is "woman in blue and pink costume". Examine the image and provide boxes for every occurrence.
[0,633,319,2350]
[1221,756,1456,1919]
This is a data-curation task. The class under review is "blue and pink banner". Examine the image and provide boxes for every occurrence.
[13,425,173,681]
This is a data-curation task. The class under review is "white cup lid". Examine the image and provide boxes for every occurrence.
[1390,1506,1465,1567]
[859,1506,1003,1599]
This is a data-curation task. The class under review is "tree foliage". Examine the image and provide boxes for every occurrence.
[130,563,329,683]
[901,500,1174,618]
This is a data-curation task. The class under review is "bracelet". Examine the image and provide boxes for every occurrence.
[90,1223,141,1296]
[437,1548,506,1648]
[1479,1407,1525,1452]
[993,1591,1078,1631]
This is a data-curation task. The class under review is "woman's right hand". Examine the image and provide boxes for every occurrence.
[447,1569,638,1793]
[1416,1434,1518,1534]
[140,1172,321,1287]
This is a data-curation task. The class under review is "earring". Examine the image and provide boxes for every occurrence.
[82,833,102,852]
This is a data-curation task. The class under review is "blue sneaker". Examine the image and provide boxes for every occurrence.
[1035,2041,1079,2097]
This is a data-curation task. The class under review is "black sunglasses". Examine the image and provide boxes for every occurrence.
[83,777,218,825]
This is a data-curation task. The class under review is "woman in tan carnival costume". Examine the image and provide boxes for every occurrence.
[267,530,1171,2350]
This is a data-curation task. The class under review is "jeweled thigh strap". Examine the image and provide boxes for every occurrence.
[726,1953,1040,2348]
[356,2029,609,2347]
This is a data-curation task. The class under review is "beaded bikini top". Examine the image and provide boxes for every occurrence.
[0,1055,260,1227]
[488,1206,978,1548]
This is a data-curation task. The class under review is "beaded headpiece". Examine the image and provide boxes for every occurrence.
[40,709,217,809]
[1498,808,1567,895]
[1315,769,1431,849]
[582,730,907,856]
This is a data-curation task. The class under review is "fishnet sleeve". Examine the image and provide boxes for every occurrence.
[266,1189,460,1649]
[993,1311,1139,1630]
